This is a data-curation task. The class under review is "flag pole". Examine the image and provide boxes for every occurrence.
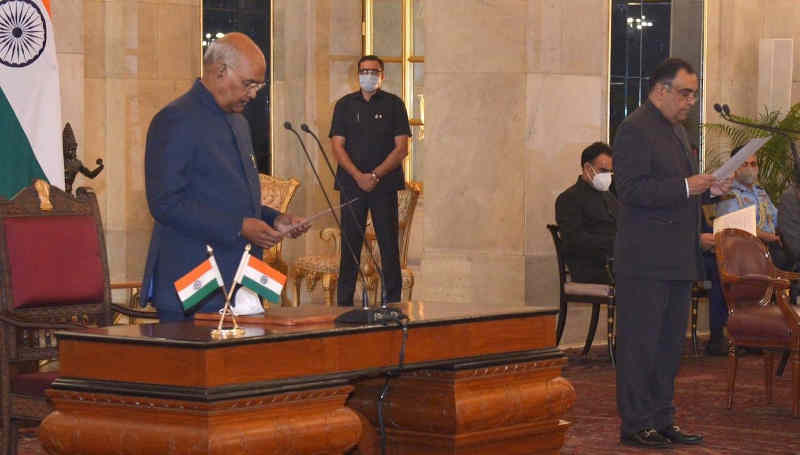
[209,244,248,339]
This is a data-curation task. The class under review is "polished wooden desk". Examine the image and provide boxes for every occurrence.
[39,302,574,455]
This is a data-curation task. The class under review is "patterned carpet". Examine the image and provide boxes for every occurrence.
[561,349,800,454]
[16,347,800,454]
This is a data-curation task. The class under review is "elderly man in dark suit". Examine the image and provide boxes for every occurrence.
[555,142,617,284]
[613,58,731,449]
[141,33,309,321]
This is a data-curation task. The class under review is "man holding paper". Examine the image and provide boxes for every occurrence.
[141,33,309,321]
[716,146,788,267]
[613,58,731,449]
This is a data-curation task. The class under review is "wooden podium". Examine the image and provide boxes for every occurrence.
[39,302,575,455]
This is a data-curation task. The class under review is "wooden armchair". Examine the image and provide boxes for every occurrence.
[259,174,300,306]
[715,228,800,417]
[292,182,421,306]
[0,182,156,455]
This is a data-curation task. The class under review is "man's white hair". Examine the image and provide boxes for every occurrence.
[203,39,241,68]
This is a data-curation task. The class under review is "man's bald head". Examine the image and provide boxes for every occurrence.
[201,33,267,113]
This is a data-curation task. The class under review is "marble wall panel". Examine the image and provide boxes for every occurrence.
[758,0,800,82]
[329,59,359,104]
[136,1,159,80]
[126,227,152,281]
[329,0,362,56]
[425,0,526,74]
[53,0,84,54]
[423,72,525,252]
[84,0,105,79]
[103,78,131,232]
[525,253,558,308]
[82,78,107,196]
[105,0,139,78]
[157,3,201,80]
[525,73,605,255]
[417,251,524,305]
[59,54,85,153]
[527,0,608,76]
[715,0,762,117]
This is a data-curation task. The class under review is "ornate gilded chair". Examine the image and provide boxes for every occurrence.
[0,182,156,455]
[715,228,800,417]
[259,174,300,306]
[292,182,421,306]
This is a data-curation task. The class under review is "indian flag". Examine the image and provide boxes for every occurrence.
[174,256,224,312]
[234,253,286,304]
[0,0,64,199]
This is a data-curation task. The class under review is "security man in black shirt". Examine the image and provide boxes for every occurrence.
[329,55,411,305]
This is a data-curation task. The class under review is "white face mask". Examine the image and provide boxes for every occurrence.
[737,168,757,186]
[359,74,380,92]
[591,169,613,192]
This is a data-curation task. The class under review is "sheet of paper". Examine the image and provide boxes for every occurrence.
[713,204,756,236]
[277,197,359,239]
[711,137,769,179]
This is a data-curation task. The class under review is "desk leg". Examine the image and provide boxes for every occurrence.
[347,358,575,455]
[40,385,361,455]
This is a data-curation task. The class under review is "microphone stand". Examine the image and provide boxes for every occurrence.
[284,122,372,315]
[300,123,404,324]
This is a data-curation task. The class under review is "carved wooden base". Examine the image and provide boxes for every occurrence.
[39,385,361,455]
[347,358,575,455]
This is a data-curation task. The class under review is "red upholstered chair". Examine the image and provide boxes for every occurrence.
[0,183,155,455]
[715,228,800,417]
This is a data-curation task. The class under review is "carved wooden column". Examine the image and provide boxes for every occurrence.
[348,356,575,455]
[40,385,361,455]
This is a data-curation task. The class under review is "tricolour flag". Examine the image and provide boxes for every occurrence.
[0,0,64,199]
[174,256,224,312]
[233,253,286,304]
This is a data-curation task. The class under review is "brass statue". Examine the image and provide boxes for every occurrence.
[33,179,53,211]
[63,123,103,193]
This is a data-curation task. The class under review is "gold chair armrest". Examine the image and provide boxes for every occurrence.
[321,227,342,256]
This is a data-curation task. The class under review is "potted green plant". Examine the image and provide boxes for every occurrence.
[703,103,800,202]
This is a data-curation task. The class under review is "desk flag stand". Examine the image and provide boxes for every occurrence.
[210,245,249,340]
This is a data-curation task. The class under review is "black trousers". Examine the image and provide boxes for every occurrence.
[336,189,401,306]
[615,277,692,436]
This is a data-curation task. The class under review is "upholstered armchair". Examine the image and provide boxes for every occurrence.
[259,174,300,306]
[292,181,421,306]
[0,182,157,455]
[715,228,800,417]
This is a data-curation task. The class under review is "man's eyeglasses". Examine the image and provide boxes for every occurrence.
[741,161,758,168]
[665,83,699,101]
[358,68,383,76]
[228,65,266,92]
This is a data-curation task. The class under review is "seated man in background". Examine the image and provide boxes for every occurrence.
[716,146,790,268]
[555,142,618,284]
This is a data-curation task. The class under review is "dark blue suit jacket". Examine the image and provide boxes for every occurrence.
[613,101,705,281]
[140,80,279,318]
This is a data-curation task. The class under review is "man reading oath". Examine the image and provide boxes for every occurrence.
[141,33,308,321]
[613,58,731,449]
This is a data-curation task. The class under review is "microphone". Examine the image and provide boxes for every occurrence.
[714,103,800,183]
[299,123,403,324]
[283,122,375,315]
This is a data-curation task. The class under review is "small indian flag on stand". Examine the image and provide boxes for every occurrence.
[233,253,286,304]
[174,256,224,311]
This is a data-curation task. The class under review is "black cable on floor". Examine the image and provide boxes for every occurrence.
[376,316,409,455]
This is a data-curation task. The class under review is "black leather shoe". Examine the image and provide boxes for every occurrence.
[658,425,703,445]
[621,428,673,449]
